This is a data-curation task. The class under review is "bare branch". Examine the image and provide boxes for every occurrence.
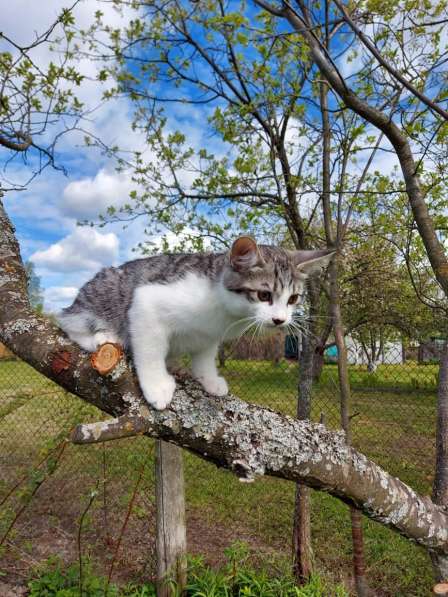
[0,131,32,152]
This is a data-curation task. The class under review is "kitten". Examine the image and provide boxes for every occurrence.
[58,237,333,410]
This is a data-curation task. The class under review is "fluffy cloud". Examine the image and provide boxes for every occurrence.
[61,169,134,220]
[31,227,119,273]
[44,286,79,311]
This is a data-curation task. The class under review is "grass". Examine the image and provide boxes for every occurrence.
[27,545,349,596]
[0,358,438,595]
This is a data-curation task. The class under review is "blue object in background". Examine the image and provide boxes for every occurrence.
[285,335,299,359]
[284,337,339,361]
[325,345,338,358]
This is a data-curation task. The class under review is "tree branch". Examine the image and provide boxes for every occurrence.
[332,0,448,122]
[0,131,32,152]
[1,196,448,554]
[252,0,448,300]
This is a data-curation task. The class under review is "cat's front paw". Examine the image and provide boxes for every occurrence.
[141,376,176,410]
[199,375,229,396]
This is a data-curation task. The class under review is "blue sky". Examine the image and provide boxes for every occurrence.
[1,0,219,312]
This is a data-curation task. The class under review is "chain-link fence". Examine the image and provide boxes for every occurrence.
[0,330,438,595]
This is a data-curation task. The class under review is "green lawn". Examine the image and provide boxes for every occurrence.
[0,358,438,595]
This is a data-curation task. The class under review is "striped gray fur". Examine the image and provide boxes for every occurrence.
[61,245,311,348]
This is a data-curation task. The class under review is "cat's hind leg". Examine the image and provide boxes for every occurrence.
[57,311,95,351]
[192,342,228,396]
[92,330,119,347]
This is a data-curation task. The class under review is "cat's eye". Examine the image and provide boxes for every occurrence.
[288,294,299,305]
[257,290,272,302]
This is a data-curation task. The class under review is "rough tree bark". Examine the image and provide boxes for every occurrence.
[1,199,448,568]
[292,279,323,583]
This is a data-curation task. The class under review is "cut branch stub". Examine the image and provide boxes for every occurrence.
[433,583,448,595]
[90,343,123,375]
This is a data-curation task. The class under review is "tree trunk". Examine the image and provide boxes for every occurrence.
[367,360,378,373]
[218,344,227,368]
[319,61,370,595]
[293,333,314,583]
[312,348,324,382]
[330,260,370,597]
[292,283,320,583]
[312,320,333,382]
[292,482,312,583]
[155,440,187,596]
[432,342,448,582]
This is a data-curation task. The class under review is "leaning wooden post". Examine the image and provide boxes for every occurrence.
[155,440,187,597]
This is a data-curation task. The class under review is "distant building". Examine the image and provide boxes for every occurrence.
[343,337,403,365]
[284,333,404,365]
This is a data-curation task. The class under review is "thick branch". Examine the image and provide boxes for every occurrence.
[1,197,448,553]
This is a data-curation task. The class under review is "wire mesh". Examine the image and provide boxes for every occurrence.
[0,330,438,593]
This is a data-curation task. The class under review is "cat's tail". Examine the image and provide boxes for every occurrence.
[57,308,119,352]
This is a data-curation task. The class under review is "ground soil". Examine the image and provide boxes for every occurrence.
[0,477,281,594]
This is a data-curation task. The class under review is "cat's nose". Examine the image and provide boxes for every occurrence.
[272,318,285,326]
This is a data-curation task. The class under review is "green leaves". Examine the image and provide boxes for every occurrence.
[0,5,85,181]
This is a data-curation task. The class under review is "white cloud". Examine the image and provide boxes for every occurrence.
[31,227,119,273]
[149,228,212,252]
[62,169,134,219]
[46,286,78,300]
[44,286,79,311]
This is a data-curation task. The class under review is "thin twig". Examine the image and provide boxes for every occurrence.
[104,463,145,596]
[0,441,67,547]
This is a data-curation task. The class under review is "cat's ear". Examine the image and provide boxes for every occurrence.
[229,236,264,271]
[293,249,335,276]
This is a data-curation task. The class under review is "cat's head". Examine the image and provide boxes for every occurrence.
[221,236,334,329]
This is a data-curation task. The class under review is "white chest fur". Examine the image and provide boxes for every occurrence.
[129,272,240,356]
[128,272,235,409]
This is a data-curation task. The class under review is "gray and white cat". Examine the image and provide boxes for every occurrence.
[58,237,333,410]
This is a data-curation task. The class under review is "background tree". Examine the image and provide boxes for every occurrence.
[24,261,44,314]
[0,1,85,189]
[341,235,439,370]
[251,0,448,582]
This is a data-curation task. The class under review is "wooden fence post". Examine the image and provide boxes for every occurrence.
[155,440,187,597]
